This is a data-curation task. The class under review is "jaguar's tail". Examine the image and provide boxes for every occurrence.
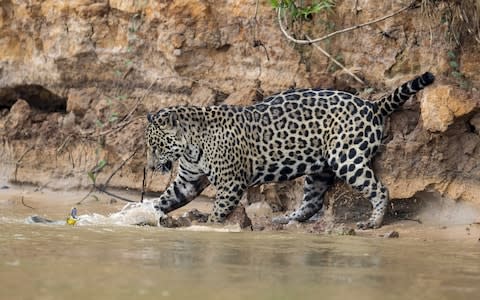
[376,72,435,116]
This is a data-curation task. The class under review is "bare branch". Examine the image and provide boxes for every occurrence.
[93,186,136,203]
[21,196,35,209]
[277,1,417,45]
[14,145,34,182]
[141,166,147,203]
[102,147,141,188]
[306,35,365,85]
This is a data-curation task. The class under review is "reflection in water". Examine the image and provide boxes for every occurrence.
[1,224,480,300]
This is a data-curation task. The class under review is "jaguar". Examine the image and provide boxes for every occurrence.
[145,72,435,229]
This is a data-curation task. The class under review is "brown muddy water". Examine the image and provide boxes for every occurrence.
[1,188,480,300]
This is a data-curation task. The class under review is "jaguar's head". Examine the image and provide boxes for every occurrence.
[145,109,186,173]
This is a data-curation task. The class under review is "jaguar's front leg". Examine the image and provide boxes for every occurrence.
[153,168,210,214]
[207,182,246,223]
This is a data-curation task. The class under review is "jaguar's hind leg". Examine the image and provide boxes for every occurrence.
[333,161,388,229]
[272,170,334,224]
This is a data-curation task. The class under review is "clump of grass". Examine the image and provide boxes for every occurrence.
[421,0,480,45]
[447,50,472,89]
[270,0,335,21]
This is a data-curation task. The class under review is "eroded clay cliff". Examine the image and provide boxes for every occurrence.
[1,0,479,209]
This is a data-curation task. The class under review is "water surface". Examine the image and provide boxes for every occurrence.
[1,222,479,300]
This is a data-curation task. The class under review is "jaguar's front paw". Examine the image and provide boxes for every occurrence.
[356,219,381,230]
[207,214,224,224]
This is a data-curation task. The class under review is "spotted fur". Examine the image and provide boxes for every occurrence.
[146,72,435,229]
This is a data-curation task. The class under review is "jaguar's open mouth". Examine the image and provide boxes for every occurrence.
[156,160,172,173]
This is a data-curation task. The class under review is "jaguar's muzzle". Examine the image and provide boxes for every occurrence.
[155,160,173,173]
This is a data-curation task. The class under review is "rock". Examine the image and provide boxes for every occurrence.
[271,222,284,231]
[61,111,76,131]
[110,0,149,13]
[159,215,179,228]
[176,216,192,227]
[67,88,96,117]
[420,85,477,132]
[325,224,356,236]
[190,85,216,107]
[334,225,356,236]
[5,99,31,130]
[223,86,258,106]
[158,210,206,228]
[183,209,209,223]
[285,220,303,230]
[383,231,400,238]
[225,205,252,229]
[171,34,185,49]
[162,207,252,229]
[252,224,265,231]
[245,201,273,219]
[76,2,109,17]
[262,183,289,212]
[470,113,480,134]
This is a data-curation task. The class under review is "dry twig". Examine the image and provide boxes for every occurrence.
[277,1,417,45]
[276,1,417,85]
[21,196,35,209]
[14,145,34,182]
[78,148,141,204]
[102,148,141,188]
[306,35,365,85]
[141,166,147,203]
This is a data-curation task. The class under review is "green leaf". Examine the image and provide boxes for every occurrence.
[97,159,107,169]
[109,113,119,123]
[447,50,456,59]
[449,60,459,69]
[95,119,104,128]
[318,0,336,11]
[459,80,471,90]
[270,0,280,8]
[87,171,96,184]
[451,71,463,78]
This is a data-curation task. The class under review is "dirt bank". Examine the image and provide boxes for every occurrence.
[1,0,479,215]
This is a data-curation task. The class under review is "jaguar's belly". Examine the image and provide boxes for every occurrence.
[249,156,325,186]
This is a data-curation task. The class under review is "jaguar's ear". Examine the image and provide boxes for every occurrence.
[168,111,178,127]
[155,110,179,128]
[147,113,154,123]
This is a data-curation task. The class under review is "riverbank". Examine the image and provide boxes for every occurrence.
[1,183,479,243]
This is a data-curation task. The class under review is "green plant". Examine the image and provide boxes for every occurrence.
[87,159,107,185]
[270,0,335,21]
[447,50,471,89]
